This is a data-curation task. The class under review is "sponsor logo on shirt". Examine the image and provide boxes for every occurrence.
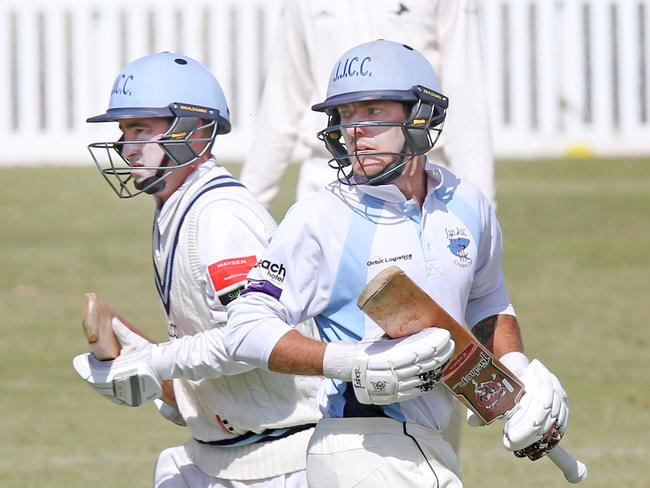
[446,227,473,268]
[208,255,257,305]
[254,259,286,284]
[366,253,413,267]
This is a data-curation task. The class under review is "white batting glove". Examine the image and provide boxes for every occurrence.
[72,346,162,407]
[503,359,569,460]
[323,328,454,405]
[112,317,150,354]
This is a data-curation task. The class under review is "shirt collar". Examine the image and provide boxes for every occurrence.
[355,158,445,203]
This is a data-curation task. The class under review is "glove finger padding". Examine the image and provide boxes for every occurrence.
[73,349,162,407]
[112,317,150,354]
[352,328,455,405]
[503,359,569,459]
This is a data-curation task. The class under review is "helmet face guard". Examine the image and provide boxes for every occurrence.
[317,85,448,186]
[87,52,230,198]
[88,104,220,198]
[312,40,448,186]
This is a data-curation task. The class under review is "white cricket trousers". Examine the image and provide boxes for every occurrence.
[153,445,308,488]
[306,417,463,488]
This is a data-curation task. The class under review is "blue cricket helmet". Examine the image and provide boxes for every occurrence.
[87,52,230,134]
[87,52,230,198]
[313,39,444,115]
[312,40,448,186]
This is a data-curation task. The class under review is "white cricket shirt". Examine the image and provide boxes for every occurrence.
[227,160,514,431]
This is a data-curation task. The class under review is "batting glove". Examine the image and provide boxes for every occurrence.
[72,319,163,407]
[323,328,454,405]
[112,317,151,354]
[73,346,162,407]
[503,359,569,460]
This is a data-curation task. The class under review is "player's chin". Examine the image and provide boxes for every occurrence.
[352,158,389,177]
[132,169,157,182]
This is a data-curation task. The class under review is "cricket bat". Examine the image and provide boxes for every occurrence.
[357,266,587,483]
[82,293,176,407]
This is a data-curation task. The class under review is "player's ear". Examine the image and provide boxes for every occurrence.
[116,133,126,155]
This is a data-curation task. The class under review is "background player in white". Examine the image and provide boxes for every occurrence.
[226,40,570,487]
[240,0,495,209]
[73,52,324,488]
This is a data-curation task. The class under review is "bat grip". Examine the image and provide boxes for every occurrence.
[547,446,588,483]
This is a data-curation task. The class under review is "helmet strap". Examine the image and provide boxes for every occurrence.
[134,155,172,194]
[362,141,411,186]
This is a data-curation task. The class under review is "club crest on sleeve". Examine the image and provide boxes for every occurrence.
[208,255,257,305]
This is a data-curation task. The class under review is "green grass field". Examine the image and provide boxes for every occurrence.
[1,158,648,487]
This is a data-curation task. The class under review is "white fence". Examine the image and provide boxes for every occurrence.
[485,0,650,157]
[1,0,649,165]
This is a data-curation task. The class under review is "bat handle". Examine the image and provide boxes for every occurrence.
[547,445,588,483]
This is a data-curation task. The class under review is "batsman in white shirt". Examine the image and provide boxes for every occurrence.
[241,0,496,208]
[226,40,571,487]
[73,52,323,487]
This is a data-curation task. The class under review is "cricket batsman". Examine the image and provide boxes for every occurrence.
[72,51,448,487]
[72,52,324,487]
[225,40,572,487]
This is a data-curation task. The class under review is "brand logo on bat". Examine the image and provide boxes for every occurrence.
[472,373,510,410]
[445,342,476,375]
[452,351,492,389]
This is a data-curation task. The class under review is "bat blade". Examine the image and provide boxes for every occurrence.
[357,265,523,424]
[82,293,157,359]
[82,293,121,359]
[81,293,176,406]
[357,265,587,483]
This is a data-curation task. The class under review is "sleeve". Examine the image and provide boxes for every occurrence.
[151,199,275,380]
[433,0,496,205]
[464,196,515,327]
[239,0,315,207]
[198,201,274,311]
[225,202,330,368]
